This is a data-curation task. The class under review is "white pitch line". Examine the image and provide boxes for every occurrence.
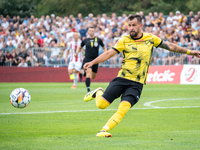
[144,98,200,108]
[0,105,200,115]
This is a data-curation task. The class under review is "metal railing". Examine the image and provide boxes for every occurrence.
[1,46,200,67]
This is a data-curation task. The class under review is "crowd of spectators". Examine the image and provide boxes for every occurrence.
[0,10,200,67]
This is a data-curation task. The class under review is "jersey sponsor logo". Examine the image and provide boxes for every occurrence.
[185,67,197,82]
[134,39,144,42]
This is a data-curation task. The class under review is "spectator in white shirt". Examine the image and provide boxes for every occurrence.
[25,39,33,49]
[166,12,174,24]
[43,33,52,45]
[173,11,182,26]
[1,18,9,29]
[16,32,24,43]
[191,18,197,29]
[50,42,61,63]
[18,58,28,67]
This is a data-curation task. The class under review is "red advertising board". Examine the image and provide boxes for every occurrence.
[147,65,183,84]
[3,65,199,84]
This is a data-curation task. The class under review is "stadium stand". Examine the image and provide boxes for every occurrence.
[0,11,200,67]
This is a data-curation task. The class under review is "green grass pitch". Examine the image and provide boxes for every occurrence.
[0,82,200,150]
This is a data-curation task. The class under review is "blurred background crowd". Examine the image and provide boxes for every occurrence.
[0,10,200,67]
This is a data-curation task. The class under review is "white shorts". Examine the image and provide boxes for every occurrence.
[68,61,82,71]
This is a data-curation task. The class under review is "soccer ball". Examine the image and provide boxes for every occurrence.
[10,88,31,108]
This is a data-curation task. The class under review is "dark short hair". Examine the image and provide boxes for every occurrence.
[128,15,142,24]
[87,26,94,31]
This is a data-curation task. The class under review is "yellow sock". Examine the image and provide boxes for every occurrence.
[69,74,74,80]
[95,90,110,109]
[101,101,131,132]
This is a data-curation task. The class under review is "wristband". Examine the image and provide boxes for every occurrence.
[186,50,191,55]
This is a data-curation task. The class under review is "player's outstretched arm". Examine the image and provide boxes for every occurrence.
[158,41,200,58]
[84,48,117,69]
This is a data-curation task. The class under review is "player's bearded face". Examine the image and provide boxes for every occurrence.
[128,19,140,38]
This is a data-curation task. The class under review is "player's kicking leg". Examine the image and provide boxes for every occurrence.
[83,79,133,137]
[83,87,112,137]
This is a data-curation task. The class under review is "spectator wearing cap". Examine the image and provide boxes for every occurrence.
[6,15,12,23]
[84,16,89,24]
[173,11,181,26]
[51,14,55,22]
[23,16,29,26]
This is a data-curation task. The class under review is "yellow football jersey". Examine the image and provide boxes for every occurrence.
[112,32,162,84]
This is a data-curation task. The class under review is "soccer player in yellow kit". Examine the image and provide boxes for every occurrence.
[83,15,200,137]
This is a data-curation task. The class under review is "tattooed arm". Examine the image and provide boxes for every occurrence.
[158,41,200,58]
